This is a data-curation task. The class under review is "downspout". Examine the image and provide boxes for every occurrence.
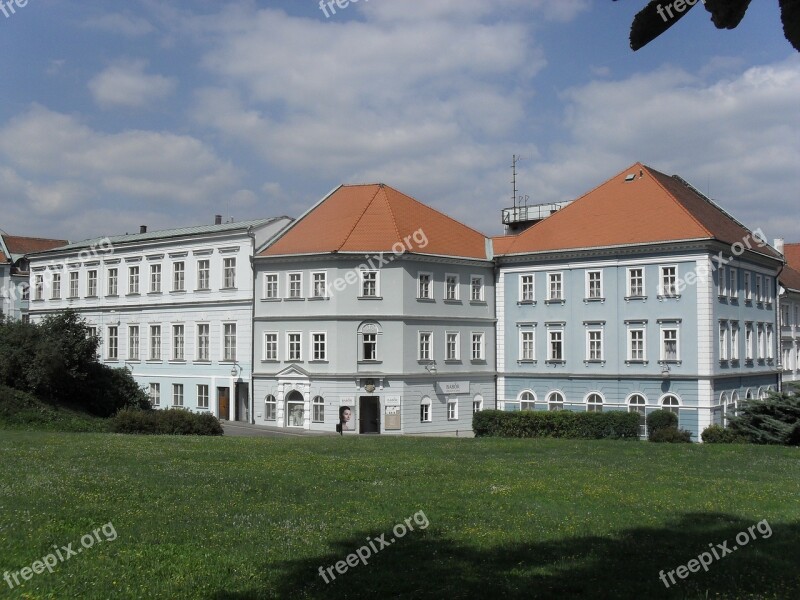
[248,226,256,424]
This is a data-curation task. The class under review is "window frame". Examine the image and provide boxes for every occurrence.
[627,267,645,298]
[417,272,432,299]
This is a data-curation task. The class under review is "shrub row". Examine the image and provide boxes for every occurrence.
[701,424,749,444]
[649,427,692,443]
[111,408,223,436]
[472,409,640,439]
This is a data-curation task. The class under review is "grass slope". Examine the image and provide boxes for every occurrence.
[0,433,798,599]
[0,385,108,433]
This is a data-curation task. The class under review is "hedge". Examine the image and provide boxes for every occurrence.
[111,408,223,436]
[646,409,678,439]
[472,409,640,439]
[701,424,749,444]
[649,427,692,443]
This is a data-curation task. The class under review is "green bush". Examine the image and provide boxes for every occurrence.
[111,408,223,436]
[728,387,800,445]
[472,409,640,440]
[650,427,692,443]
[646,409,678,439]
[701,424,749,444]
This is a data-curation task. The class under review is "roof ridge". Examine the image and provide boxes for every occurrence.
[380,185,403,245]
[338,185,383,251]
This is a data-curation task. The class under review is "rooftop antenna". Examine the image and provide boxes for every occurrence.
[511,154,529,210]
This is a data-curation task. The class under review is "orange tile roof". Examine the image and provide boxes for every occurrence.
[261,184,489,259]
[496,162,782,259]
[0,250,8,264]
[784,243,800,271]
[781,243,800,291]
[3,235,68,255]
[491,235,517,256]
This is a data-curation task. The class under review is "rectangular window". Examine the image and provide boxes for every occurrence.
[418,273,431,299]
[108,268,118,296]
[223,258,236,288]
[264,333,278,361]
[172,325,185,361]
[197,324,209,361]
[729,268,738,298]
[445,332,459,361]
[150,264,162,293]
[21,284,29,301]
[128,325,139,360]
[731,322,739,361]
[69,272,79,298]
[627,268,644,297]
[173,384,184,407]
[445,274,459,301]
[288,273,302,298]
[197,260,210,290]
[587,271,602,299]
[288,332,301,361]
[51,273,61,299]
[447,399,458,421]
[719,322,728,361]
[264,273,278,299]
[520,274,534,302]
[629,329,645,361]
[661,266,677,296]
[767,325,774,359]
[312,332,327,361]
[764,277,773,305]
[362,333,377,361]
[312,272,327,298]
[781,304,790,326]
[661,328,679,361]
[419,332,432,361]
[128,266,140,294]
[548,330,564,361]
[420,402,430,423]
[362,271,379,297]
[746,323,754,360]
[587,330,603,361]
[224,324,237,361]
[743,271,751,301]
[548,273,563,301]
[265,396,277,421]
[87,270,98,297]
[520,330,535,361]
[755,275,762,303]
[149,325,161,360]
[757,324,765,359]
[470,276,484,302]
[197,385,209,409]
[149,383,160,407]
[34,275,44,300]
[173,262,185,292]
[718,267,727,297]
[108,326,118,360]
[471,332,485,361]
[313,397,325,423]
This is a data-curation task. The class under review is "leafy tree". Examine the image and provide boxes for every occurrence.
[728,385,800,445]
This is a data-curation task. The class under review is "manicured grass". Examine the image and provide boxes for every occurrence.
[0,385,109,433]
[1,432,798,599]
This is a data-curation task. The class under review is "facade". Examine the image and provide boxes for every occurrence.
[778,242,800,385]
[494,164,783,440]
[26,218,291,421]
[252,184,496,434]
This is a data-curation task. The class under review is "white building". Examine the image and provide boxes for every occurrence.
[778,240,800,385]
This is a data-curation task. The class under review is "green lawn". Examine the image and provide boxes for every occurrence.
[0,432,798,599]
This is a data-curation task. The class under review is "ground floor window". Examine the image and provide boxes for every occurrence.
[586,393,603,412]
[420,397,431,422]
[519,390,535,411]
[173,384,184,407]
[472,394,483,414]
[312,396,325,423]
[265,395,277,421]
[447,398,458,420]
[628,394,646,437]
[547,391,565,411]
[149,383,160,407]
[197,385,209,409]
[662,394,680,416]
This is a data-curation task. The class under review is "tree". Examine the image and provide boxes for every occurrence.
[728,385,800,445]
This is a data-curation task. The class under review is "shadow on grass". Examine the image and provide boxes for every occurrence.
[214,513,800,599]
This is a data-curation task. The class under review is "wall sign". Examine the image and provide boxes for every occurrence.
[436,381,469,394]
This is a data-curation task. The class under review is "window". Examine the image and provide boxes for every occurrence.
[149,325,161,360]
[149,383,160,407]
[362,333,377,361]
[660,266,677,296]
[197,385,209,409]
[264,273,278,299]
[173,262,185,292]
[265,395,277,421]
[627,268,644,297]
[628,394,647,437]
[224,324,237,361]
[128,326,139,360]
[197,324,209,361]
[51,273,61,299]
[173,325,185,361]
[587,393,603,412]
[361,271,379,297]
[128,266,140,294]
[757,324,765,360]
[548,392,565,411]
[418,332,432,361]
[312,333,327,361]
[520,329,535,361]
[718,266,727,297]
[767,325,774,360]
[471,332,485,361]
[586,270,602,299]
[755,275,762,303]
[520,274,534,302]
[548,273,563,301]
[151,264,162,294]
[781,304,790,326]
[661,327,679,362]
[719,322,728,361]
[744,271,751,301]
[731,322,739,361]
[445,332,460,361]
[197,260,210,290]
[312,396,325,423]
[264,333,278,361]
[21,284,29,301]
[444,274,459,301]
[470,276,484,301]
[69,272,79,298]
[34,275,44,300]
[420,397,432,422]
[287,332,301,361]
[107,326,118,360]
[745,323,754,360]
[628,328,645,362]
[173,384,184,407]
[223,258,236,288]
[107,268,118,296]
[288,273,302,298]
[662,395,680,416]
[312,272,327,298]
[729,268,738,298]
[587,330,603,361]
[520,391,535,411]
[548,330,564,362]
[418,273,432,299]
[447,399,458,421]
[473,395,483,414]
[87,270,97,297]
[764,277,773,305]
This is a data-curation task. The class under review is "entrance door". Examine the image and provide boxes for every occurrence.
[285,390,305,428]
[235,382,249,422]
[359,396,380,434]
[217,387,230,421]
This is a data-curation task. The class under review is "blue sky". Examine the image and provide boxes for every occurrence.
[1,0,798,243]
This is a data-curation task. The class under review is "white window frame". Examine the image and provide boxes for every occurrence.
[718,266,727,297]
[223,257,237,289]
[660,265,678,297]
[173,384,184,407]
[311,331,327,361]
[586,329,603,361]
[197,259,210,291]
[745,323,754,360]
[660,325,680,362]
[263,332,278,362]
[149,325,161,360]
[420,397,432,423]
[69,271,79,298]
[719,321,728,361]
[547,391,565,411]
[444,273,459,301]
[729,268,738,299]
[197,384,209,409]
[519,329,535,361]
[107,268,118,296]
[173,261,185,292]
[197,323,210,362]
[87,270,98,297]
[264,273,279,299]
[547,329,564,362]
[223,323,237,362]
[312,271,328,299]
[586,392,604,413]
[445,331,460,361]
[471,332,485,361]
[627,327,646,362]
[51,272,61,299]
[128,266,140,295]
[730,322,739,361]
[743,271,751,301]
[470,275,484,302]
[149,383,161,407]
[547,272,563,301]
[265,395,277,421]
[150,264,162,293]
[312,396,325,423]
[418,272,432,299]
[361,331,378,361]
[586,270,603,299]
[287,272,303,299]
[520,274,535,303]
[447,398,458,421]
[418,331,432,361]
[519,390,536,411]
[172,324,185,361]
[128,325,140,361]
[287,332,302,362]
[107,326,118,360]
[360,270,380,298]
[627,267,645,298]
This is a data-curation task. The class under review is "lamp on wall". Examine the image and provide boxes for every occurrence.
[230,362,242,378]
[425,360,438,375]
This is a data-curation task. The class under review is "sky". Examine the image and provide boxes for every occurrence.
[0,0,798,244]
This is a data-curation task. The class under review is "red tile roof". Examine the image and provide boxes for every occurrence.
[3,235,68,255]
[495,162,782,259]
[781,243,800,291]
[0,250,8,264]
[261,184,489,259]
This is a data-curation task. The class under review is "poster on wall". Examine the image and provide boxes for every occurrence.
[385,395,401,431]
[338,397,356,433]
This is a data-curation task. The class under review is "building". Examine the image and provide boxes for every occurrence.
[252,184,496,434]
[778,241,800,385]
[26,217,291,421]
[493,163,783,440]
[0,233,68,321]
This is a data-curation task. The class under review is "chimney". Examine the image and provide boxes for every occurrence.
[215,215,222,225]
[774,238,785,255]
[140,225,147,234]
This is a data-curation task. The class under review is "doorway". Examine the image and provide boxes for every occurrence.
[235,382,249,422]
[359,396,380,434]
[285,390,305,428]
[217,387,230,421]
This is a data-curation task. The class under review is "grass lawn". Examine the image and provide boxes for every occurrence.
[0,432,798,599]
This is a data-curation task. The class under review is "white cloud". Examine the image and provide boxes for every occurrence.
[84,12,155,37]
[89,60,176,109]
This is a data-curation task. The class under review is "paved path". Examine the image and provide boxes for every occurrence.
[221,422,337,438]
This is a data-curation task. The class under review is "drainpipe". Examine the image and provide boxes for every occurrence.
[248,225,256,424]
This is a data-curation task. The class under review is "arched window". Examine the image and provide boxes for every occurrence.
[472,394,484,414]
[586,393,603,413]
[661,394,680,416]
[757,387,766,400]
[285,390,305,427]
[519,391,536,411]
[725,391,738,426]
[547,391,565,411]
[420,396,432,423]
[628,394,647,437]
[312,396,325,423]
[358,321,382,362]
[713,393,726,426]
[745,389,753,400]
[265,395,277,421]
